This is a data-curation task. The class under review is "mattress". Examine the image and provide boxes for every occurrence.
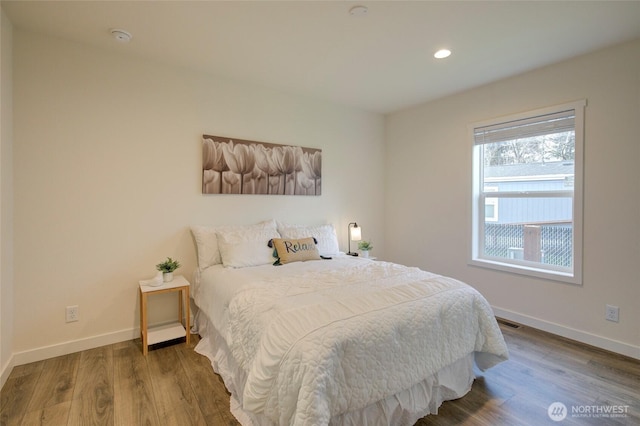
[193,255,509,425]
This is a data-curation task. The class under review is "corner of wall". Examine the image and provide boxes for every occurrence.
[0,354,14,389]
[1,6,15,388]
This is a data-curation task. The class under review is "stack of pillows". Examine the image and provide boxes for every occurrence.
[191,219,341,269]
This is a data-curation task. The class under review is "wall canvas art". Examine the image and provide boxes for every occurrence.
[202,135,322,195]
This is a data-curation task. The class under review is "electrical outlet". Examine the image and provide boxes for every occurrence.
[66,305,79,323]
[605,304,619,322]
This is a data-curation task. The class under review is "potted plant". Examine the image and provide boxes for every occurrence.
[156,257,181,282]
[358,240,373,258]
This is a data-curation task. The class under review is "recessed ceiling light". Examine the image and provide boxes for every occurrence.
[434,49,452,59]
[349,5,369,17]
[110,29,132,43]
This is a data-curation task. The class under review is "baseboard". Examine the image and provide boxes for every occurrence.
[8,314,195,370]
[492,306,640,360]
[6,308,638,376]
[1,354,15,389]
[12,327,139,367]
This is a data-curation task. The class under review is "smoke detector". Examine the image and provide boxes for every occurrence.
[110,29,132,43]
[349,5,369,17]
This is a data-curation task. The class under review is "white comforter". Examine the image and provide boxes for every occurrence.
[195,256,508,426]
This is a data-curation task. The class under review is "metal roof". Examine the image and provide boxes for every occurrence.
[485,161,574,179]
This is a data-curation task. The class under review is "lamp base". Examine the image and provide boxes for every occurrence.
[346,252,359,256]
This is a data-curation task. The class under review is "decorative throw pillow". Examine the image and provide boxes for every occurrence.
[271,237,321,265]
[277,223,340,256]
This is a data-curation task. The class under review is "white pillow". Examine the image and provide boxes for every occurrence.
[217,225,280,268]
[277,223,340,256]
[191,220,277,270]
[191,225,221,270]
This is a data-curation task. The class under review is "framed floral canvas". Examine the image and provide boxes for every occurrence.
[202,135,322,195]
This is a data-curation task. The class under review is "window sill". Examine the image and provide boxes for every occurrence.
[469,258,581,285]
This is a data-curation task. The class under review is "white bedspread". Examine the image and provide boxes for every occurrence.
[195,256,508,426]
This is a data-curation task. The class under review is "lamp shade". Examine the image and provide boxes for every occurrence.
[350,225,362,241]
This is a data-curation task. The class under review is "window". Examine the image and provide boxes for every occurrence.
[470,100,585,284]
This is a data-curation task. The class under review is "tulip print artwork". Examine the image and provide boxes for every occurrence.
[202,135,322,195]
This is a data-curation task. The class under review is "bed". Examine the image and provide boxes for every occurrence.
[190,220,509,426]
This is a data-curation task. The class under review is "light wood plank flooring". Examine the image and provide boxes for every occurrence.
[2,323,638,425]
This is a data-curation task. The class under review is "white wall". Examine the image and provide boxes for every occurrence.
[11,29,385,363]
[1,8,15,387]
[385,39,640,358]
[7,22,637,373]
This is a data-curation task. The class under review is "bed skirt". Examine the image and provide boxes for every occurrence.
[194,311,477,426]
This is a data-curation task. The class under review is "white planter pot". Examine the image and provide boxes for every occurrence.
[163,272,173,282]
[361,250,369,258]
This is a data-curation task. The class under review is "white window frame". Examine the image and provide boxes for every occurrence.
[469,100,585,285]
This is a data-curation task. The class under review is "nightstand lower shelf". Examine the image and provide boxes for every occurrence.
[147,322,187,345]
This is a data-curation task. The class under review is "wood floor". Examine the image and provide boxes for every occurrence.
[1,322,638,425]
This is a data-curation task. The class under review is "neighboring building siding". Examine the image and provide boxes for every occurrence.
[485,161,573,225]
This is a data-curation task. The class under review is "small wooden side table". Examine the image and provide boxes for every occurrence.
[139,274,190,355]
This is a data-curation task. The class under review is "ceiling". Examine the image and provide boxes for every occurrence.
[3,1,640,114]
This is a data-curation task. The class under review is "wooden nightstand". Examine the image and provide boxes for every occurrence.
[139,275,190,355]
